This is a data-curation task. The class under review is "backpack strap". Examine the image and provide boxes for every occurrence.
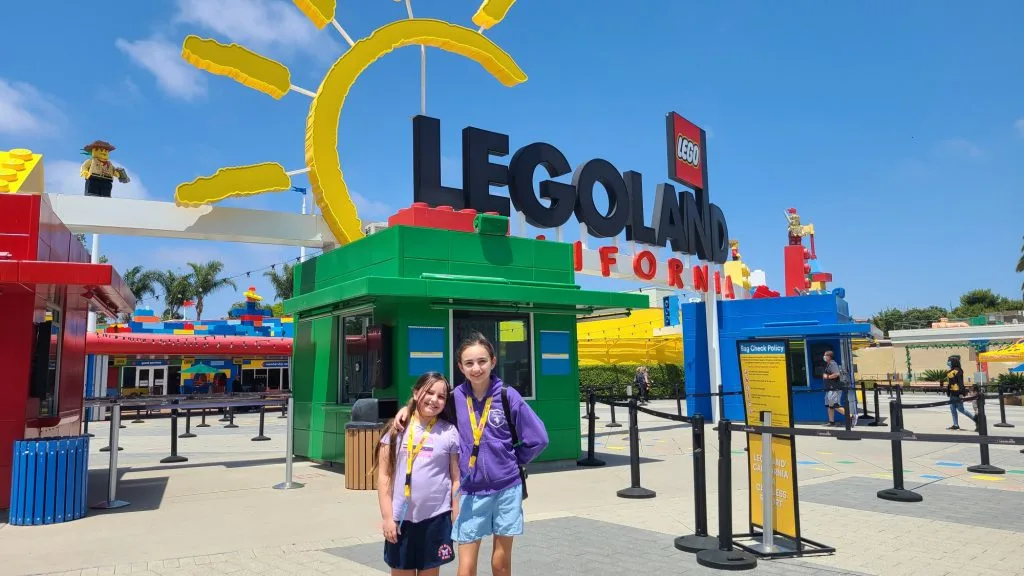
[501,383,522,449]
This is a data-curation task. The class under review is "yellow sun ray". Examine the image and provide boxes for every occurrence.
[175,163,292,206]
[473,0,516,30]
[292,0,335,29]
[182,35,293,99]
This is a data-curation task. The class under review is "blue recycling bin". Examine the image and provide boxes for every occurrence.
[8,436,90,525]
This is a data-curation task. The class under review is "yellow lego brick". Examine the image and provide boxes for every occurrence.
[173,329,195,335]
[281,317,293,323]
[0,148,44,194]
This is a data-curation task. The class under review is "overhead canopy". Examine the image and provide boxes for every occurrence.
[87,333,292,356]
[180,363,220,375]
[740,321,874,339]
[285,273,650,317]
[978,340,1024,363]
[0,261,135,318]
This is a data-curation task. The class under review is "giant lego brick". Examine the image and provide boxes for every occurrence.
[388,202,508,235]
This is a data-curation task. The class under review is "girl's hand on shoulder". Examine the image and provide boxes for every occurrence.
[389,407,411,434]
[382,518,399,544]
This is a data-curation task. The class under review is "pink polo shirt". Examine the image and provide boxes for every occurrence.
[382,419,460,523]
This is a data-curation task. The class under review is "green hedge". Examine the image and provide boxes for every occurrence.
[578,363,684,401]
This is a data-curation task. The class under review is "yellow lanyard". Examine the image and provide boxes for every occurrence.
[403,416,436,498]
[466,395,493,470]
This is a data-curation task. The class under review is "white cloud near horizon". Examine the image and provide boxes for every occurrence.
[0,78,65,137]
[115,36,207,100]
[45,159,152,200]
[351,191,394,221]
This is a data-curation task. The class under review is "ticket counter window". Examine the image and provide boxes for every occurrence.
[787,341,808,388]
[340,312,374,404]
[29,305,63,416]
[242,367,290,391]
[451,312,533,398]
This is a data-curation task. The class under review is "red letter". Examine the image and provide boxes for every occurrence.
[573,241,583,271]
[693,264,708,292]
[667,258,685,289]
[724,275,735,299]
[632,250,657,280]
[714,270,722,294]
[599,245,618,277]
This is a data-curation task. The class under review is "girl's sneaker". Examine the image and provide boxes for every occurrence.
[947,425,960,430]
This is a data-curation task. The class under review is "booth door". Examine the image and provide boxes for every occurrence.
[451,312,533,398]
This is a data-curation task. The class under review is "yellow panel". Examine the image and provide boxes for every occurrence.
[281,317,294,323]
[305,18,527,246]
[473,0,516,30]
[292,0,335,29]
[175,163,291,206]
[499,320,525,342]
[0,148,44,194]
[182,35,292,99]
[173,329,195,335]
[577,334,682,366]
[577,308,664,340]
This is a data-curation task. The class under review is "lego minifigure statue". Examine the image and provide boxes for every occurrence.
[786,207,803,246]
[729,239,742,261]
[80,140,129,198]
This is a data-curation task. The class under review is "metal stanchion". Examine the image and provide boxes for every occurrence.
[278,400,288,419]
[859,382,870,420]
[224,407,238,429]
[196,408,210,428]
[674,413,716,552]
[131,407,144,424]
[83,413,94,438]
[749,411,775,554]
[252,406,271,441]
[92,404,129,509]
[967,393,1005,475]
[578,389,605,467]
[869,387,885,427]
[674,380,683,417]
[994,387,1014,428]
[605,401,622,428]
[100,405,123,452]
[274,397,304,490]
[695,420,757,570]
[160,406,188,464]
[616,396,656,499]
[838,385,859,441]
[877,400,922,502]
[179,409,197,438]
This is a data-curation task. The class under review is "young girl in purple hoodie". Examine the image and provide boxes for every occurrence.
[393,332,549,576]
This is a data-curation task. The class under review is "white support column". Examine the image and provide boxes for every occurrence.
[709,264,725,421]
[87,233,100,333]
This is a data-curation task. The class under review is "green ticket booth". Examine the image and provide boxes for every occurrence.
[284,211,648,465]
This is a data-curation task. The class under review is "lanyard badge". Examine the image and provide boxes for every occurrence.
[460,395,492,489]
[396,415,435,533]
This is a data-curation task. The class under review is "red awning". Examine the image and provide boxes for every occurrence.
[86,333,292,356]
[0,260,136,317]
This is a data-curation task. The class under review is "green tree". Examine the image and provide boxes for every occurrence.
[870,306,948,336]
[263,263,294,301]
[951,289,1023,318]
[187,261,237,320]
[157,270,195,320]
[1017,236,1024,296]
[119,266,161,322]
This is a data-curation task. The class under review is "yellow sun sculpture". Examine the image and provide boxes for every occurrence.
[175,0,526,247]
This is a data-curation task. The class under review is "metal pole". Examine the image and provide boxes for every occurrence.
[274,397,304,490]
[605,402,622,428]
[695,419,757,569]
[252,405,271,441]
[871,387,883,427]
[577,390,605,466]
[877,400,922,502]
[92,404,129,509]
[161,407,188,463]
[225,407,238,428]
[994,387,1014,428]
[967,393,1005,475]
[179,409,196,438]
[300,195,307,263]
[674,413,717,553]
[675,380,683,417]
[616,396,655,499]
[196,408,210,428]
[859,382,869,419]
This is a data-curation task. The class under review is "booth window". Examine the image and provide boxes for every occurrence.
[242,366,290,391]
[28,305,63,416]
[452,312,533,398]
[787,341,808,388]
[340,312,375,404]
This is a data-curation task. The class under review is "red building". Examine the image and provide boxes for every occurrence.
[0,193,135,509]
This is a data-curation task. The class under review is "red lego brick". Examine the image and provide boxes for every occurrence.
[388,202,508,235]
[810,272,833,283]
[752,285,781,299]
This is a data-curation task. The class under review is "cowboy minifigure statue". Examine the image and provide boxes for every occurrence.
[80,140,129,197]
[786,207,804,246]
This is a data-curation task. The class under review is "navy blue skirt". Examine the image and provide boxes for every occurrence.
[384,511,455,570]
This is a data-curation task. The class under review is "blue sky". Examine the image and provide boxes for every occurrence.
[3,0,1022,320]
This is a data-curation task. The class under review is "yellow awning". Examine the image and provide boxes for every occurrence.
[978,340,1024,362]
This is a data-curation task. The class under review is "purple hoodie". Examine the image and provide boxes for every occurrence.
[453,374,549,496]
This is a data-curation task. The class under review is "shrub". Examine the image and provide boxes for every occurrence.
[578,363,684,401]
[920,369,949,383]
[996,372,1024,392]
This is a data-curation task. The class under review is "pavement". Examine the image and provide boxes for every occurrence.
[1,395,1022,576]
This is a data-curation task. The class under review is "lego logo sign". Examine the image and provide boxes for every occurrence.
[667,112,705,191]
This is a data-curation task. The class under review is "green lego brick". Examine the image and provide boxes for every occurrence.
[293,429,311,458]
[397,226,452,262]
[474,213,510,235]
[402,258,451,279]
[533,241,574,271]
[538,429,581,462]
[532,269,574,285]
[292,401,313,430]
[310,405,327,432]
[452,234,535,268]
[308,427,324,459]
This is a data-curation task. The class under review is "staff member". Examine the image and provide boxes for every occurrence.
[80,140,129,197]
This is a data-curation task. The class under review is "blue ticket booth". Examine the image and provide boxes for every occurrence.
[683,293,874,423]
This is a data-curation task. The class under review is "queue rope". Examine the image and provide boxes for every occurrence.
[900,394,981,410]
[726,422,1024,446]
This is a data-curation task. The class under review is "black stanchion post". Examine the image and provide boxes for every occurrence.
[225,407,238,429]
[196,408,210,428]
[967,393,1005,475]
[993,387,1014,428]
[178,409,197,439]
[859,382,869,420]
[674,414,717,553]
[675,380,683,417]
[577,390,605,467]
[252,406,271,441]
[83,411,94,437]
[870,387,884,427]
[877,400,922,502]
[160,406,188,464]
[617,396,656,499]
[696,420,757,570]
[278,399,288,419]
[131,407,144,424]
[605,401,622,428]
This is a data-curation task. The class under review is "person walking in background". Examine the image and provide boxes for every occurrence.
[945,355,976,431]
[822,350,845,426]
[634,366,650,405]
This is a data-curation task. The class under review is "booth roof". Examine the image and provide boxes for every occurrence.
[284,274,650,316]
[740,321,874,339]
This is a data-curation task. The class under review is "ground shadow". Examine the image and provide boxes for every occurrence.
[86,468,168,514]
[590,423,687,439]
[111,456,287,475]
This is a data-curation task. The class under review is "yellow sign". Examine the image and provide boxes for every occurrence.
[738,341,791,427]
[176,1,528,247]
[747,435,797,538]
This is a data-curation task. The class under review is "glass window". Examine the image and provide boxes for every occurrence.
[452,312,533,398]
[340,312,374,404]
[787,341,808,388]
[282,368,291,391]
[29,306,64,416]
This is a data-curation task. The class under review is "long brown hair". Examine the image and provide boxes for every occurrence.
[374,371,454,481]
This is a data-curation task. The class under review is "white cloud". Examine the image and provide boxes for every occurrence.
[173,0,341,60]
[45,159,152,200]
[115,36,207,100]
[937,138,984,159]
[351,192,394,221]
[0,78,65,136]
[1015,118,1024,137]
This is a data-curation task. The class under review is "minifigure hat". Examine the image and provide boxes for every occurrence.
[83,140,116,152]
[787,207,797,214]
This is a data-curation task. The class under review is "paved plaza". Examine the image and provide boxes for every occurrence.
[2,396,1023,576]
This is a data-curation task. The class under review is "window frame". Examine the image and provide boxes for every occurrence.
[450,309,536,401]
[338,310,375,405]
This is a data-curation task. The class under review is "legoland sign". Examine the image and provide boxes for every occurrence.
[412,112,730,266]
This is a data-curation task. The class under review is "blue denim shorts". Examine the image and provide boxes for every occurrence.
[451,484,524,543]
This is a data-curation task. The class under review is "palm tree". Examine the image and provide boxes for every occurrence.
[120,266,161,322]
[156,270,195,320]
[263,263,294,301]
[187,261,237,320]
[1017,235,1024,296]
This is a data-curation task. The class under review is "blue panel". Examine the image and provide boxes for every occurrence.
[32,442,44,524]
[682,302,714,420]
[408,326,447,376]
[78,436,90,519]
[663,295,680,327]
[69,438,81,520]
[539,331,571,376]
[10,440,23,525]
[44,441,56,524]
[56,440,67,523]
